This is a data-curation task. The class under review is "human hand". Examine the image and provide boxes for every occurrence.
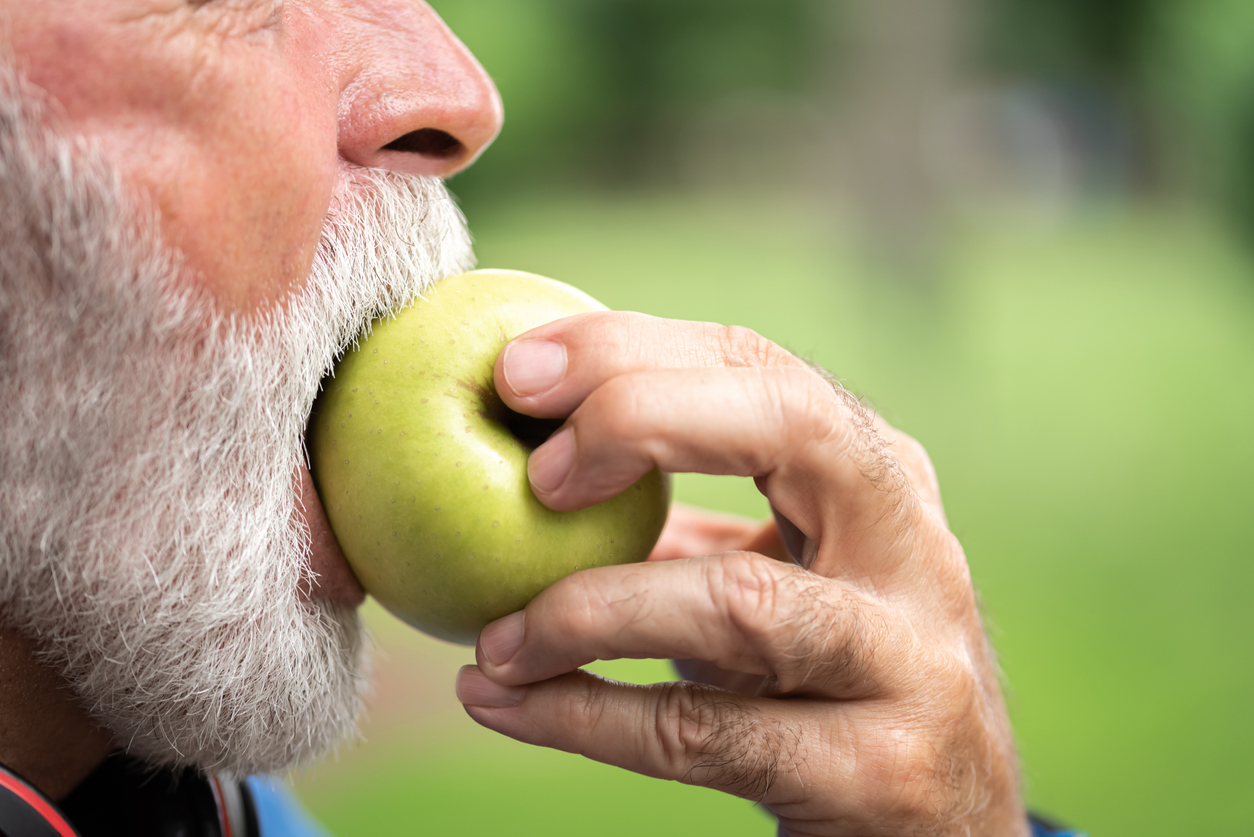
[455,314,1028,837]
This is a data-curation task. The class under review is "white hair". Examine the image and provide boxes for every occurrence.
[0,63,473,775]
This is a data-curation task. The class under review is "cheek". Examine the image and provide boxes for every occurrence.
[142,93,338,313]
[21,14,341,314]
[118,62,339,313]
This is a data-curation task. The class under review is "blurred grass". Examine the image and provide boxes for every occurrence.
[295,191,1254,837]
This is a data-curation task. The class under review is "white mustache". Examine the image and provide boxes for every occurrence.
[0,60,474,776]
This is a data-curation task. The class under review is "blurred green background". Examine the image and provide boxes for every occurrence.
[293,2,1254,835]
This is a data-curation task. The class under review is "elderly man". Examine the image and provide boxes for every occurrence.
[0,2,1067,835]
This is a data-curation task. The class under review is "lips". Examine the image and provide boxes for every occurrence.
[295,462,366,608]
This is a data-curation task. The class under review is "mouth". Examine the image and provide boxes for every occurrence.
[295,460,366,608]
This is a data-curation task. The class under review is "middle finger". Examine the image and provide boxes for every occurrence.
[475,551,892,700]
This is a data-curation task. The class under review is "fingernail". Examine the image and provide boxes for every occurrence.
[456,666,526,708]
[528,426,575,494]
[479,610,526,666]
[502,339,566,397]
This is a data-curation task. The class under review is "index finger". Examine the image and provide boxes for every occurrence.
[494,312,808,418]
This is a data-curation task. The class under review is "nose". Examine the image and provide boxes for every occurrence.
[336,2,503,178]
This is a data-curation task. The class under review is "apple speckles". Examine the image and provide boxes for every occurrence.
[309,271,667,644]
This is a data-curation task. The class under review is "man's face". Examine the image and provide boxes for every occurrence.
[8,0,501,312]
[0,0,501,775]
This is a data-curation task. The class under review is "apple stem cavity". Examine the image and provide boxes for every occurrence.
[503,409,565,451]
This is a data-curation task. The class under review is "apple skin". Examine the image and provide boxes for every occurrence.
[309,270,671,645]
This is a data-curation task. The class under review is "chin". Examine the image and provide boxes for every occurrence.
[0,61,473,775]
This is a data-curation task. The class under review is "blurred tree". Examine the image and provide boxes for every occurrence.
[568,0,818,182]
[1147,0,1254,242]
[433,0,1254,246]
[979,0,1254,243]
[978,0,1155,85]
[432,0,821,205]
[825,0,973,278]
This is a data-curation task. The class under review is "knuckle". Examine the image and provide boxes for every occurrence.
[762,366,851,448]
[792,367,845,436]
[809,586,882,693]
[891,430,943,493]
[569,672,614,737]
[934,528,975,589]
[541,569,602,637]
[654,683,797,801]
[751,367,838,465]
[716,324,790,368]
[714,552,789,640]
[906,522,974,605]
[894,431,933,471]
[801,380,923,524]
[891,741,951,823]
[656,682,719,771]
[713,554,883,696]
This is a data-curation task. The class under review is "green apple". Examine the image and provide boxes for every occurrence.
[309,270,671,644]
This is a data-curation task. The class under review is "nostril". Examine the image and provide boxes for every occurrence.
[384,128,464,159]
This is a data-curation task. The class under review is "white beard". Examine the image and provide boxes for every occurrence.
[0,65,474,775]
